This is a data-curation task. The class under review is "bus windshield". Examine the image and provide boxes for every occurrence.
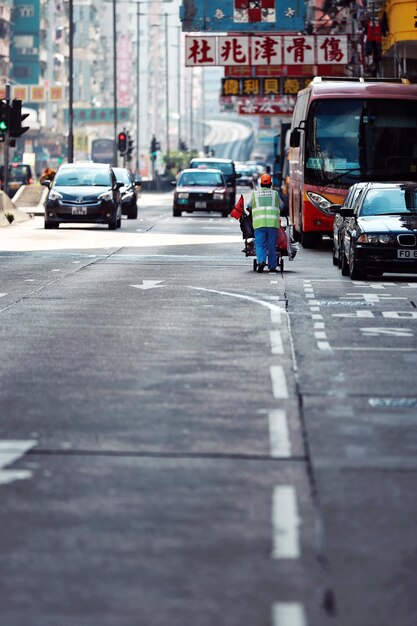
[305,99,417,186]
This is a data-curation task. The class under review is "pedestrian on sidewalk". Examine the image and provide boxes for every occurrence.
[249,173,282,273]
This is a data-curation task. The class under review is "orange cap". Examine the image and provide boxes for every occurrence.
[260,173,272,185]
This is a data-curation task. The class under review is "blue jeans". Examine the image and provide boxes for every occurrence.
[254,227,278,269]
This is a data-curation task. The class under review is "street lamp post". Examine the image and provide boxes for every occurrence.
[164,12,170,160]
[68,0,74,162]
[136,4,141,173]
[177,26,181,151]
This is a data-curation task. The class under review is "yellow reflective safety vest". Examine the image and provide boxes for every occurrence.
[251,188,282,230]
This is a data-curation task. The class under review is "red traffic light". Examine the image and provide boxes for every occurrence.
[118,132,127,154]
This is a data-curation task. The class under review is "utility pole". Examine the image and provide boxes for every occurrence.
[68,0,74,162]
[165,12,170,159]
[112,0,118,166]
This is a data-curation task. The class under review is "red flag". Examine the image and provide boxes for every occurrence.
[230,194,244,220]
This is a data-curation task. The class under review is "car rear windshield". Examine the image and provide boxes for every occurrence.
[7,165,31,182]
[55,168,111,186]
[179,172,224,186]
[192,161,234,175]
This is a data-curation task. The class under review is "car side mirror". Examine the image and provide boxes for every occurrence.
[41,180,51,189]
[289,129,300,148]
[171,180,176,186]
[116,181,124,189]
[329,204,342,213]
[340,207,354,217]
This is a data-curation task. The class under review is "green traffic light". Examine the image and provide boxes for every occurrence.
[0,121,7,131]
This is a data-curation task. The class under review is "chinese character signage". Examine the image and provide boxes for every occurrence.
[222,76,311,97]
[237,97,296,115]
[186,34,349,66]
[180,0,305,32]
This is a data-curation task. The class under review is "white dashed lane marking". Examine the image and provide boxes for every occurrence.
[272,603,307,626]
[272,485,301,559]
[268,409,291,458]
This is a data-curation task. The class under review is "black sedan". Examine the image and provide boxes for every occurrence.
[340,182,417,279]
[331,181,368,268]
[113,167,140,219]
[42,163,122,230]
[172,168,231,217]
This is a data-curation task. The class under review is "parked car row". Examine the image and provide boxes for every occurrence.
[41,162,141,229]
[331,181,417,279]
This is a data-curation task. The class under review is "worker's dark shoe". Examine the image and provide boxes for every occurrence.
[257,262,266,273]
[268,267,278,273]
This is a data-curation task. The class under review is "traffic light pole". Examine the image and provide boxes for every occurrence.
[3,84,11,196]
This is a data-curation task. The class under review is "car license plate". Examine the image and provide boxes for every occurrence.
[195,201,206,208]
[397,249,417,259]
[71,207,87,216]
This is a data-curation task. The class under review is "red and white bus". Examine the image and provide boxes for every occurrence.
[288,77,417,247]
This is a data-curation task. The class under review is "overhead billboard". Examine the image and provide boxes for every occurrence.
[185,34,350,67]
[180,0,305,32]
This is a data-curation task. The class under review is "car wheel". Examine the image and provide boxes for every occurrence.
[221,210,229,218]
[349,252,367,280]
[340,249,349,276]
[173,209,181,217]
[301,230,321,248]
[108,213,118,230]
[45,219,58,229]
[117,214,122,228]
[127,204,138,219]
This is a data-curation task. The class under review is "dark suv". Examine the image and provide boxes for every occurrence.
[189,158,240,209]
[0,163,33,198]
[42,162,122,229]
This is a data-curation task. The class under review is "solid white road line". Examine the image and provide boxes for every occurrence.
[268,410,291,458]
[0,440,37,486]
[272,485,301,558]
[270,330,284,355]
[270,366,289,399]
[272,603,307,626]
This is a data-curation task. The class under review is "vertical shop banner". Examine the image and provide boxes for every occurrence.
[117,35,132,107]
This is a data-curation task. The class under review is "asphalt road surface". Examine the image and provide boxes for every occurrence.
[0,190,416,626]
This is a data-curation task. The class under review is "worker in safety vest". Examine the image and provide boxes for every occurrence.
[250,173,282,273]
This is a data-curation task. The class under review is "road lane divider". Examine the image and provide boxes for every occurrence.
[272,602,307,626]
[272,485,301,558]
[270,330,284,355]
[270,365,289,399]
[268,409,291,458]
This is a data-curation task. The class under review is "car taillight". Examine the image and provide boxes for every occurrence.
[29,178,33,184]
